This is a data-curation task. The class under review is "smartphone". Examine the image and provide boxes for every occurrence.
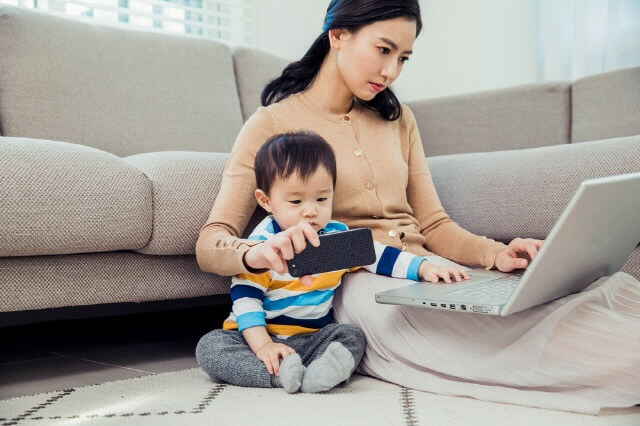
[286,227,376,277]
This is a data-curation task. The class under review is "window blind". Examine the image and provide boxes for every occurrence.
[1,0,255,44]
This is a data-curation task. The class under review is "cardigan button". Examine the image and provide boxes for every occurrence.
[342,115,351,122]
[388,230,398,238]
[366,181,374,190]
[354,148,363,156]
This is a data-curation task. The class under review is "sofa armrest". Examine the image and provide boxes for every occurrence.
[0,137,152,257]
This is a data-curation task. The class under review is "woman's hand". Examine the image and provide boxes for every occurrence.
[243,221,320,286]
[255,342,296,376]
[495,238,544,272]
[419,261,469,283]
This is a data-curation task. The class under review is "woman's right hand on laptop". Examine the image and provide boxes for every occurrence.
[495,238,543,272]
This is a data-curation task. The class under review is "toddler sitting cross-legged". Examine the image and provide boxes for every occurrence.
[196,131,469,393]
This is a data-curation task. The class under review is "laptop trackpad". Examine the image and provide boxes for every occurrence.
[407,270,508,296]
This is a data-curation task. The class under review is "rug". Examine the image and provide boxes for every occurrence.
[1,369,638,426]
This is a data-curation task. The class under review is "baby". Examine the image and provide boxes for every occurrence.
[196,130,468,393]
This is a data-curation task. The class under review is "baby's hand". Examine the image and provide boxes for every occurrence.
[244,220,318,286]
[255,342,296,376]
[419,261,469,283]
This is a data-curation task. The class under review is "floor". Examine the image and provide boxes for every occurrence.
[2,306,639,425]
[0,305,229,401]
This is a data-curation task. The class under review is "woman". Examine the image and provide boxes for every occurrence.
[196,0,640,413]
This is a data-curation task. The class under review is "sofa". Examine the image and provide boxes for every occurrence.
[1,5,639,327]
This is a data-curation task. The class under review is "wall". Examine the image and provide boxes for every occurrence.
[253,0,541,101]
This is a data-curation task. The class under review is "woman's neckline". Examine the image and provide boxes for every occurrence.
[296,91,363,124]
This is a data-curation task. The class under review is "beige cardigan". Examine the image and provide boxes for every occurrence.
[196,92,507,276]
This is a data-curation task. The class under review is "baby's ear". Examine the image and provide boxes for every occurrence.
[254,189,272,212]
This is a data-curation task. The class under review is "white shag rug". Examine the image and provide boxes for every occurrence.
[1,369,639,426]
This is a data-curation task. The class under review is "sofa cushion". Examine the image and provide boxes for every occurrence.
[407,82,571,156]
[0,137,152,256]
[233,48,289,121]
[0,252,231,312]
[124,151,229,255]
[622,247,640,281]
[427,135,640,242]
[571,67,640,142]
[0,5,243,156]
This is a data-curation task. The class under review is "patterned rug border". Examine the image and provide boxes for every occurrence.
[0,368,419,426]
[0,369,230,426]
[0,371,420,426]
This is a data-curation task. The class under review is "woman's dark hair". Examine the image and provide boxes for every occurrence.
[255,131,337,195]
[261,0,422,121]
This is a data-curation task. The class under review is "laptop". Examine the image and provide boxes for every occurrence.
[375,172,640,316]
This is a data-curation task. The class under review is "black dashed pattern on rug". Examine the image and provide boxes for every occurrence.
[0,384,228,424]
[400,386,418,426]
[190,383,227,414]
[2,388,75,426]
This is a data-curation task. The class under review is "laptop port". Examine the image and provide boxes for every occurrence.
[440,304,447,308]
[449,304,455,309]
[461,305,467,310]
[430,303,437,307]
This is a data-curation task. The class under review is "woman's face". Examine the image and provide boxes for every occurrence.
[333,17,417,101]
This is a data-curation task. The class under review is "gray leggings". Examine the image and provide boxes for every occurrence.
[196,323,366,388]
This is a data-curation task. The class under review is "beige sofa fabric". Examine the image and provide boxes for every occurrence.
[233,48,289,121]
[0,137,152,257]
[407,82,571,156]
[428,135,640,242]
[124,152,228,255]
[0,252,231,312]
[0,5,243,156]
[623,247,640,280]
[571,67,640,143]
[1,5,638,319]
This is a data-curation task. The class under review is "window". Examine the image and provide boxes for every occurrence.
[1,0,255,44]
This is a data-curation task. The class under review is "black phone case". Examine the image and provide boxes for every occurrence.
[286,227,376,277]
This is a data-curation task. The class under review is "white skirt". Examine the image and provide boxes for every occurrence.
[333,262,640,414]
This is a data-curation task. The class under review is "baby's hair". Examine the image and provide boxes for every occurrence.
[254,131,337,195]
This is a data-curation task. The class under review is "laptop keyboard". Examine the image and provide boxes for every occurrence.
[443,275,522,304]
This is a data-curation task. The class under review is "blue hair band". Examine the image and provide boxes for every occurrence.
[322,0,340,32]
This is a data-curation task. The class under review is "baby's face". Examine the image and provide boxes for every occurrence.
[260,168,334,232]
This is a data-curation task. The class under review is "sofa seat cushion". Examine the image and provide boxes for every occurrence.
[0,137,152,256]
[428,135,640,242]
[124,151,229,255]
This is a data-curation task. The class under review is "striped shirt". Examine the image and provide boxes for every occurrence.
[222,216,426,338]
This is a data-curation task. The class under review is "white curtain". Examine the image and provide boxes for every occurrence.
[540,0,640,81]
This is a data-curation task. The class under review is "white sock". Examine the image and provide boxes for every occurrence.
[300,342,355,393]
[274,353,304,393]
